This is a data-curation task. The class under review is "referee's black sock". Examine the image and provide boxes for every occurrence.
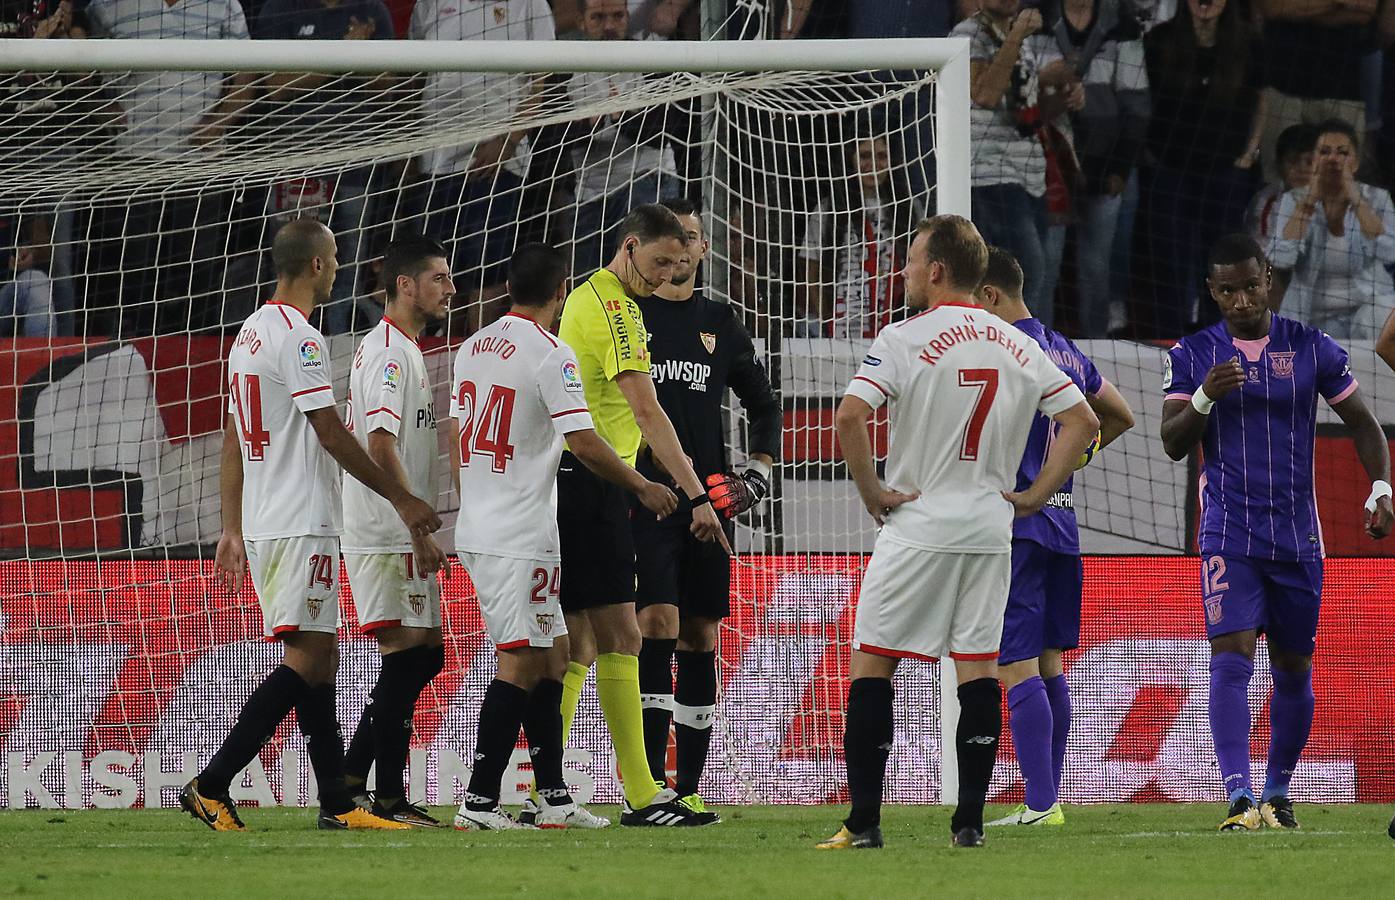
[523,678,571,807]
[674,649,717,798]
[639,636,677,785]
[951,677,1002,834]
[198,664,307,797]
[370,645,433,803]
[296,681,354,815]
[465,679,527,810]
[843,677,893,835]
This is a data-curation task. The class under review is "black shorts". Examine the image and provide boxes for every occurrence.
[633,507,732,620]
[557,451,636,612]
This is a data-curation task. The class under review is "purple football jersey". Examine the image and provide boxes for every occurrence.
[1163,315,1356,561]
[1011,318,1104,555]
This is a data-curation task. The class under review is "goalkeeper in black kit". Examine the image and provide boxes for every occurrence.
[635,197,780,823]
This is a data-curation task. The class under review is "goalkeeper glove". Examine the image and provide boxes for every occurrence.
[705,460,771,520]
[1075,432,1102,471]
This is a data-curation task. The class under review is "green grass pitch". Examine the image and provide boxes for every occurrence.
[2,804,1392,898]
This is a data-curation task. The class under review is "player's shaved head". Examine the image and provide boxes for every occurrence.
[916,215,988,291]
[508,243,569,307]
[271,218,335,281]
[383,233,448,299]
[977,246,1024,301]
[617,203,687,248]
[1207,233,1266,273]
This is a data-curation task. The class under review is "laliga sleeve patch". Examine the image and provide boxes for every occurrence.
[862,354,882,366]
[299,338,323,368]
[1162,354,1173,390]
[561,359,583,393]
[383,360,402,392]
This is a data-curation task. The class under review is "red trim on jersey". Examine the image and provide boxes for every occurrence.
[361,619,403,634]
[291,385,333,398]
[892,308,935,329]
[366,406,402,420]
[853,375,890,398]
[498,638,531,650]
[1042,382,1073,400]
[856,642,939,663]
[382,316,419,346]
[264,300,304,328]
[950,651,999,661]
[934,300,979,310]
[271,624,300,639]
[550,407,588,419]
[505,311,560,347]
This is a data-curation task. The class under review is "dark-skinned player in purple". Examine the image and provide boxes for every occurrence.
[1161,233,1393,832]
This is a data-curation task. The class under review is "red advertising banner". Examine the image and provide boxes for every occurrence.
[1,556,1390,808]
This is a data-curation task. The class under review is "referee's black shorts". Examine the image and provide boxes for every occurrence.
[557,451,636,612]
[633,506,732,620]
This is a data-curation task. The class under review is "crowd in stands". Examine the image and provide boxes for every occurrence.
[3,0,1395,343]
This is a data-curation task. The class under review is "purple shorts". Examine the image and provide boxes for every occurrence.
[1199,555,1323,654]
[999,539,1083,666]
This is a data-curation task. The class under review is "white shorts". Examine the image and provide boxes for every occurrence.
[852,539,1010,663]
[461,552,568,649]
[343,552,443,635]
[245,535,341,639]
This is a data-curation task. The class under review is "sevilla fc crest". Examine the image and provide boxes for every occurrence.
[306,598,323,620]
[409,594,426,617]
[700,332,717,354]
[1268,351,1295,378]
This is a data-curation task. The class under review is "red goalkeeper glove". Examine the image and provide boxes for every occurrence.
[704,465,770,520]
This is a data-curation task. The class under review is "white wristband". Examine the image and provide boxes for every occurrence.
[743,458,773,482]
[1191,386,1215,415]
[1365,480,1392,513]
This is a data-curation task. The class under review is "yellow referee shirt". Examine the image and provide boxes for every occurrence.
[559,268,650,465]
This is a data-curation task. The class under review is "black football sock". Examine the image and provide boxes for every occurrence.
[843,677,894,834]
[673,649,717,798]
[951,678,1002,834]
[465,678,527,810]
[523,678,572,807]
[639,637,677,784]
[198,664,308,797]
[296,681,354,815]
[370,645,433,803]
[343,689,377,789]
[414,643,446,694]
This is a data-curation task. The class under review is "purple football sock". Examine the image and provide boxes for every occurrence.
[1263,667,1314,801]
[1007,676,1056,811]
[1208,652,1255,802]
[1043,673,1071,794]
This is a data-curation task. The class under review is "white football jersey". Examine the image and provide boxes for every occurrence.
[226,301,341,540]
[342,317,438,554]
[844,302,1085,553]
[451,311,594,560]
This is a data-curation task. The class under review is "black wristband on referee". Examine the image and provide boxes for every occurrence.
[687,493,713,512]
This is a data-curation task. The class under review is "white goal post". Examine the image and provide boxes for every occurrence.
[0,36,972,809]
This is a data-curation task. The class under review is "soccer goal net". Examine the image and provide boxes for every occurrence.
[1,30,1390,812]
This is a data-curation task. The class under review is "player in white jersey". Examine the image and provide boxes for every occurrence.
[339,235,454,828]
[449,243,677,830]
[180,220,440,833]
[816,216,1098,852]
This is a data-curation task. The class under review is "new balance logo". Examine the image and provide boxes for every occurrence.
[964,735,996,745]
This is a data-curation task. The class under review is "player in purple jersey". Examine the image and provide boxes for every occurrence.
[1162,234,1393,832]
[975,247,1135,826]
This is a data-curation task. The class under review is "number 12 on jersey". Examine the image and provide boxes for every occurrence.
[456,380,517,473]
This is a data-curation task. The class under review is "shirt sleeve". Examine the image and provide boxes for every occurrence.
[359,343,409,436]
[251,0,288,39]
[844,330,900,410]
[283,326,337,412]
[225,0,251,39]
[1068,339,1105,397]
[726,317,782,461]
[1267,190,1304,269]
[540,345,595,436]
[1163,341,1197,402]
[529,0,556,40]
[1315,331,1358,404]
[370,1,395,39]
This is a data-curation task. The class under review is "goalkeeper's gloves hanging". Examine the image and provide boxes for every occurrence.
[1075,432,1102,471]
[705,459,772,520]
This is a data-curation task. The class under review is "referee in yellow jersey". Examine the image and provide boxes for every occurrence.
[554,204,728,827]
